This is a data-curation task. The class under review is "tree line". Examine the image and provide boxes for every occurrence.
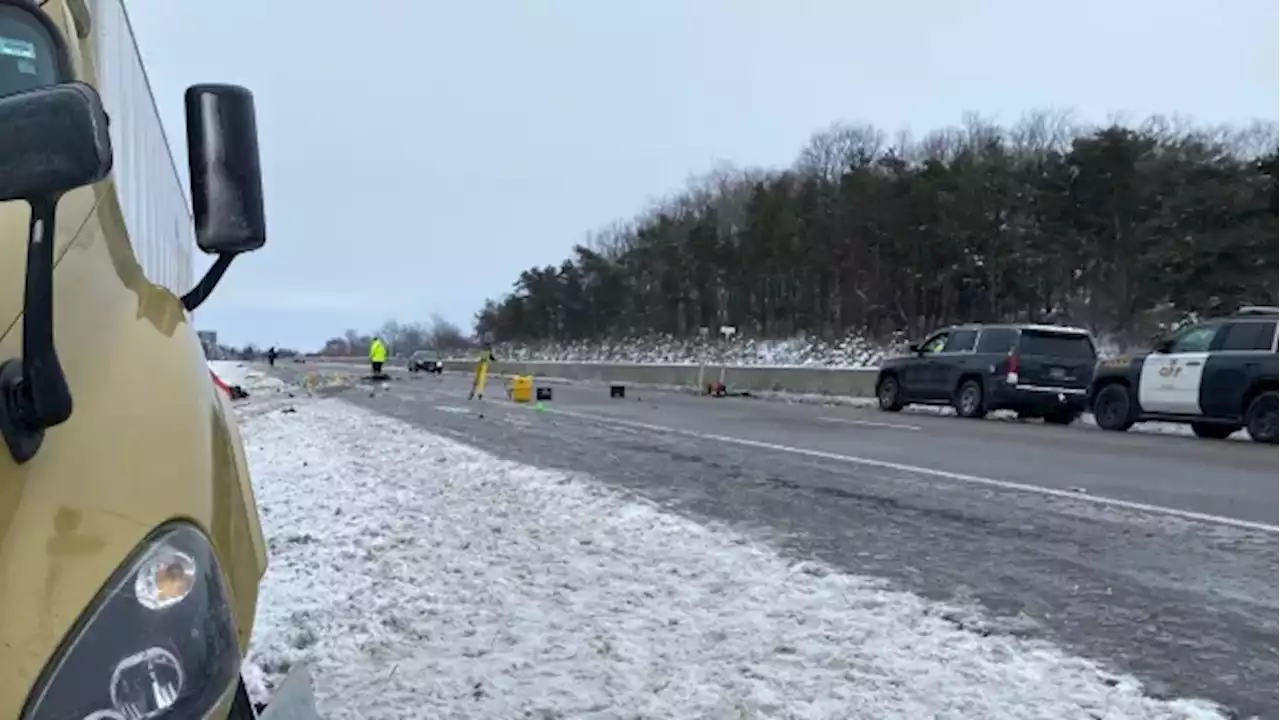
[474,111,1278,348]
[219,315,472,360]
[314,314,472,357]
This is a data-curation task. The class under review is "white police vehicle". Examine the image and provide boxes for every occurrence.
[1089,307,1278,443]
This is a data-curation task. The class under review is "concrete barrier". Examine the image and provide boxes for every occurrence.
[305,356,880,398]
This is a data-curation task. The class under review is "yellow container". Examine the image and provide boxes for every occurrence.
[510,375,534,403]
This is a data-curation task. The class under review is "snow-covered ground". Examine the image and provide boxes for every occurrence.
[211,360,263,389]
[494,335,889,367]
[212,362,1226,719]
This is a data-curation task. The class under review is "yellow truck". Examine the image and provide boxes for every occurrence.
[0,0,305,717]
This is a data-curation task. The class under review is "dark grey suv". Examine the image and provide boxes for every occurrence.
[407,350,444,374]
[875,324,1099,424]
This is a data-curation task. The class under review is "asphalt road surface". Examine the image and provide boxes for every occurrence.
[271,363,1279,718]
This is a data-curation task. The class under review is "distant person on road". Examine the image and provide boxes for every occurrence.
[468,344,497,400]
[267,346,278,367]
[369,336,388,378]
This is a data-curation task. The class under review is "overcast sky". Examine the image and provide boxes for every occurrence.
[124,0,1279,351]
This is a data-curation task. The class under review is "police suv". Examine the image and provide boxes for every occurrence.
[1089,307,1279,444]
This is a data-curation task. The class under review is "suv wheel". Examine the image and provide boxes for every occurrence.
[876,375,904,412]
[1191,422,1238,440]
[1245,391,1278,444]
[1092,383,1135,432]
[954,379,987,419]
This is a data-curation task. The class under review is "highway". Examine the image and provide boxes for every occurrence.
[270,362,1279,717]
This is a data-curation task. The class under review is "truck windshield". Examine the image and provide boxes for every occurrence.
[0,7,59,98]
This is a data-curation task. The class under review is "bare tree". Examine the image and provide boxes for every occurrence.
[428,313,468,350]
[1009,107,1078,155]
[796,121,886,181]
[919,125,965,164]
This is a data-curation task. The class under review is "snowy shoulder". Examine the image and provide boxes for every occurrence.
[233,394,1226,719]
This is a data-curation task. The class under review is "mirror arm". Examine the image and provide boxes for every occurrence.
[0,194,74,464]
[20,196,72,427]
[181,252,236,312]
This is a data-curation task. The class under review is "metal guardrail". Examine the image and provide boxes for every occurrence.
[298,356,880,398]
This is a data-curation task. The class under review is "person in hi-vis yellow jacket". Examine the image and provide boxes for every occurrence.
[468,344,497,400]
[369,336,388,377]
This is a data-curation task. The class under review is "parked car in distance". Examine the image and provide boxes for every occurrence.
[1089,306,1278,443]
[408,350,444,374]
[876,323,1098,424]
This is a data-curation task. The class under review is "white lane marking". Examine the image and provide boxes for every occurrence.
[536,406,1278,534]
[819,416,921,431]
[432,426,473,442]
[435,405,471,414]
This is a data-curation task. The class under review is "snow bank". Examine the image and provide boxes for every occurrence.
[495,334,888,368]
[233,394,1224,719]
[493,333,1129,368]
[209,360,273,390]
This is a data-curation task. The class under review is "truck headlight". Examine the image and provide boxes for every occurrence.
[22,523,240,720]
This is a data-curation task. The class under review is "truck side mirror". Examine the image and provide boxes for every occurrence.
[0,82,112,202]
[0,82,113,463]
[185,83,266,254]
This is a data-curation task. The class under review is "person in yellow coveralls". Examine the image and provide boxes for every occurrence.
[468,344,498,400]
[369,336,388,378]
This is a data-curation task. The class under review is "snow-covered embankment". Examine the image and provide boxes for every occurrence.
[214,362,1225,719]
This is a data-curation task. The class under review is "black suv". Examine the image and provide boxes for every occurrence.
[1090,306,1278,443]
[876,324,1098,424]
